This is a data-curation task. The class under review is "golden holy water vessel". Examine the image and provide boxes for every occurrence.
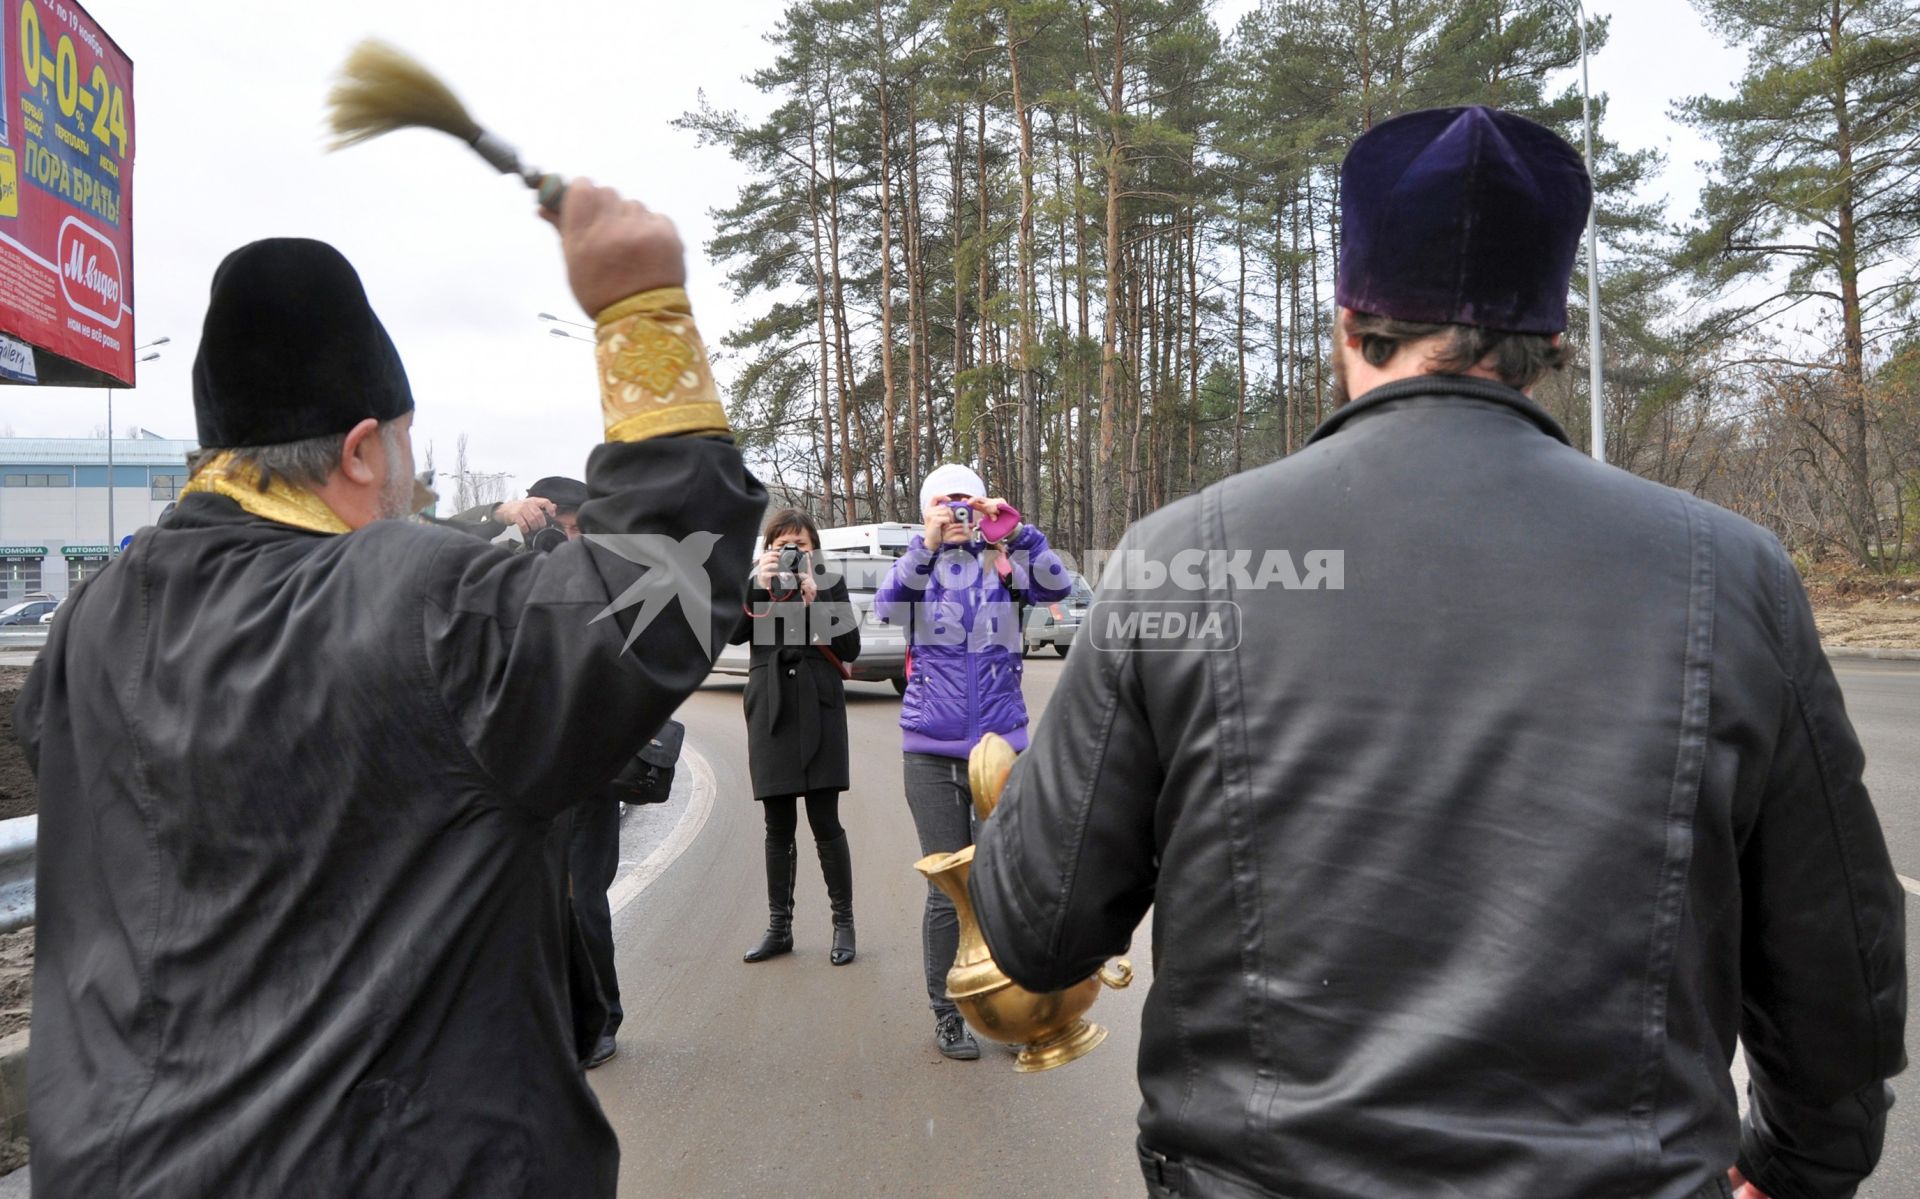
[914,733,1133,1073]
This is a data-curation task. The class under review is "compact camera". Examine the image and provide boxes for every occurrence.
[775,544,809,593]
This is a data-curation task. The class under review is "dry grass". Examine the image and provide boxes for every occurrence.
[1813,600,1920,648]
[1804,564,1920,649]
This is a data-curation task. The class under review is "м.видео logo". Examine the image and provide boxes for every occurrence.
[57,216,123,328]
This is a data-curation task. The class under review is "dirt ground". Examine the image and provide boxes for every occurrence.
[1815,600,1920,648]
[0,666,37,1138]
[1804,567,1920,650]
[0,667,33,821]
[0,928,30,1042]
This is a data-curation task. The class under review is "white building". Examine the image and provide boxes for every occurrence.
[0,431,196,598]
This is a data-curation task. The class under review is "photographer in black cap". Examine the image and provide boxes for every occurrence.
[445,469,668,1069]
[449,473,590,552]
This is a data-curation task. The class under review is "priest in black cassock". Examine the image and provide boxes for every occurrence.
[18,180,764,1198]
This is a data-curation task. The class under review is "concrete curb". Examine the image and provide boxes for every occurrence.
[1825,646,1920,661]
[606,743,715,919]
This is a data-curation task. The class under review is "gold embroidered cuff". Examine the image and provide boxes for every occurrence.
[594,287,731,443]
[594,286,693,326]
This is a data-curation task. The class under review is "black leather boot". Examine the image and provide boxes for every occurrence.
[743,838,795,963]
[817,831,856,965]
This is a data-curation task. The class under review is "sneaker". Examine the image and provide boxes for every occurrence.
[935,1013,980,1061]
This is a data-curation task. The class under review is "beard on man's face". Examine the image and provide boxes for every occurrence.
[376,434,418,521]
[1329,341,1353,408]
[377,464,415,520]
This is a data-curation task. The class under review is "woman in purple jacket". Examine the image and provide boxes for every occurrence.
[873,462,1070,1059]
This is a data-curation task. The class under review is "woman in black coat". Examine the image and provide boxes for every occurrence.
[729,508,862,965]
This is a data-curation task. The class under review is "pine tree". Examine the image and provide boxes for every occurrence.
[1678,0,1920,562]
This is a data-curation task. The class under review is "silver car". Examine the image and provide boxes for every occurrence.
[1022,573,1093,656]
[711,553,911,693]
[0,598,57,627]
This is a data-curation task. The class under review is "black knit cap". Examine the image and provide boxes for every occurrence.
[527,476,588,510]
[191,238,414,448]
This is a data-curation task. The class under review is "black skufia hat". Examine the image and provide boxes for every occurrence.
[191,239,414,448]
[527,476,588,510]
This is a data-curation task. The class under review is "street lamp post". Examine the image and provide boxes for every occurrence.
[1559,0,1606,463]
[538,312,595,345]
[108,336,170,548]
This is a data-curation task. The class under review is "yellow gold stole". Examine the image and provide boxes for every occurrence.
[179,451,352,535]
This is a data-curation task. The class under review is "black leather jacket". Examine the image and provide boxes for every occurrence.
[973,378,1906,1199]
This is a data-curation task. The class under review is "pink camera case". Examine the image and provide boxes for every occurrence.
[977,504,1021,542]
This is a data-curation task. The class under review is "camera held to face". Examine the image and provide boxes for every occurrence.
[949,502,976,540]
[528,510,570,555]
[775,544,810,593]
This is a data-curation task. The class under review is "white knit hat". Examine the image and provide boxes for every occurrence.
[919,463,987,513]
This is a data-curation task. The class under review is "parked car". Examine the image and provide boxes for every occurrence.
[1023,572,1093,656]
[0,598,57,626]
[712,553,911,694]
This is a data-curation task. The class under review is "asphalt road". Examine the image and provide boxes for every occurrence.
[591,656,1920,1199]
[1837,661,1920,1199]
[591,656,1153,1198]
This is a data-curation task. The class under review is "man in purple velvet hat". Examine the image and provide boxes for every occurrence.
[972,106,1904,1199]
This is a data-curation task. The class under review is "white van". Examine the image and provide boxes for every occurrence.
[818,522,918,558]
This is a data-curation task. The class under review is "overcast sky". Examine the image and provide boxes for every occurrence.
[0,0,1748,504]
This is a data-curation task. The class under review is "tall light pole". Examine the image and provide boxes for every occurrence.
[538,312,594,345]
[1559,0,1605,463]
[108,336,169,548]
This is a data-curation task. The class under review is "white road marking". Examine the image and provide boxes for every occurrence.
[606,744,716,918]
[1901,874,1920,897]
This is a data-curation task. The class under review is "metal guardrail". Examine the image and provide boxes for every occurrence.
[0,816,32,933]
[0,629,47,649]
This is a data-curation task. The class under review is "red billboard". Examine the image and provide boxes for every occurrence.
[0,0,132,387]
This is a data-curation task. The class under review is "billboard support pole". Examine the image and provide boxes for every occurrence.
[106,389,115,549]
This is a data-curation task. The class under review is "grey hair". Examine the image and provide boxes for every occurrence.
[188,420,404,493]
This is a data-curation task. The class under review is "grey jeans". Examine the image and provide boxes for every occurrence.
[903,752,975,1020]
